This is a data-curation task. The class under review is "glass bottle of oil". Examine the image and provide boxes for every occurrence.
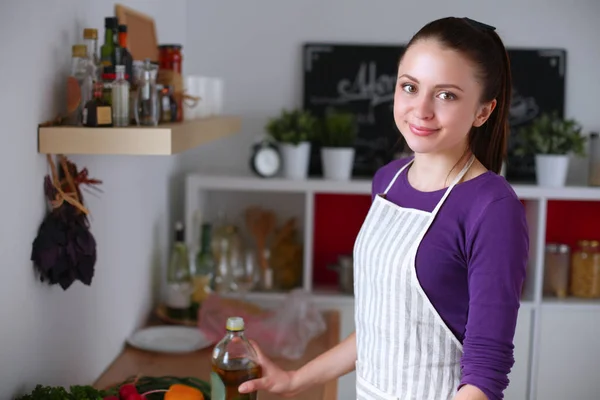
[212,317,262,400]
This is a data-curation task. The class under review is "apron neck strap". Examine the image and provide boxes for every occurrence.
[430,154,476,215]
[383,158,414,195]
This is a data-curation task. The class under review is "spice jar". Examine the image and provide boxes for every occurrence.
[543,243,570,298]
[589,132,600,186]
[570,240,600,298]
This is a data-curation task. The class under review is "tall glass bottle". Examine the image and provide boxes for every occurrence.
[117,24,134,85]
[83,28,100,78]
[191,223,216,317]
[111,65,130,126]
[211,317,263,400]
[66,44,88,126]
[165,222,193,320]
[134,59,159,126]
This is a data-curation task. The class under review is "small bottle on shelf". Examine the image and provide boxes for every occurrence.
[165,221,193,320]
[111,65,130,127]
[82,82,112,127]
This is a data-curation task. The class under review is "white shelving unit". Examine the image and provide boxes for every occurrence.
[184,172,600,400]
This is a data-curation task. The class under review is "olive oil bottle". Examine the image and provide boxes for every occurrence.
[211,317,262,400]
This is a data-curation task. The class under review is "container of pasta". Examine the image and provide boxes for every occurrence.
[570,240,600,298]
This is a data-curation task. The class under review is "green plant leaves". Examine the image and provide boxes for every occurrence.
[515,111,587,156]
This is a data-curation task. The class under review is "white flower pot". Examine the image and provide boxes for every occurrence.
[535,154,570,187]
[279,142,311,180]
[321,147,355,181]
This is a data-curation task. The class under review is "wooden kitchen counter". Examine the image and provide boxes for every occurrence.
[94,310,340,400]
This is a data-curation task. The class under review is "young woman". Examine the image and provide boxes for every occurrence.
[239,16,529,400]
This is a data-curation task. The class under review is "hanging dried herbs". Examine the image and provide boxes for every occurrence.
[31,155,102,290]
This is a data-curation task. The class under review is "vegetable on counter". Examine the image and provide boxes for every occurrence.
[15,376,210,400]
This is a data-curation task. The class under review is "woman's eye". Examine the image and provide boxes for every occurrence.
[438,91,456,101]
[401,83,416,93]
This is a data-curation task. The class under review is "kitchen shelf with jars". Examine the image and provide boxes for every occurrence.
[39,5,240,156]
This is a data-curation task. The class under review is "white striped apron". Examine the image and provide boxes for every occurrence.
[353,156,475,400]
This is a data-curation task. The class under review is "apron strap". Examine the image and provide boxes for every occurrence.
[430,154,475,216]
[383,158,415,195]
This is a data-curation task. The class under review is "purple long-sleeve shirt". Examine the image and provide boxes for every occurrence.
[371,157,529,400]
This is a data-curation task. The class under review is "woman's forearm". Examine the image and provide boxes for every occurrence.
[290,332,356,393]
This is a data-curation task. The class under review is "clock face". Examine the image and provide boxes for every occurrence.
[254,147,281,177]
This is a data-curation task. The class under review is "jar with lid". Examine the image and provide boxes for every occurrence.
[589,132,600,186]
[158,44,183,73]
[570,240,600,298]
[543,243,570,298]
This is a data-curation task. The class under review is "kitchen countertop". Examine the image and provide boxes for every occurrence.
[94,310,340,400]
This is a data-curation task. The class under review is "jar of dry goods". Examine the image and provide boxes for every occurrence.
[570,240,600,298]
[543,243,570,298]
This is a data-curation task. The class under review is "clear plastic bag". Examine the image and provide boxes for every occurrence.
[198,289,326,360]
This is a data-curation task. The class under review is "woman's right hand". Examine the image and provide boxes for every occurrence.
[238,340,300,398]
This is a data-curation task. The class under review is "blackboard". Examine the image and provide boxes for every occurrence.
[302,43,566,180]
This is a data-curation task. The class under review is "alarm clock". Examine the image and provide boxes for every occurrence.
[250,139,282,178]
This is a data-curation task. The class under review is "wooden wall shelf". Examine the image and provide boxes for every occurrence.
[38,116,241,155]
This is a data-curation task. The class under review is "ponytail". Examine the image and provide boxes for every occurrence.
[469,32,512,174]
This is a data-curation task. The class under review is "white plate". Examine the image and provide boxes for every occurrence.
[127,326,213,354]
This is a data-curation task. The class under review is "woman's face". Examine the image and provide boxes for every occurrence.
[393,39,495,156]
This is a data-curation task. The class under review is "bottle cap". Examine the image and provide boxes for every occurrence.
[226,317,244,331]
[72,44,87,58]
[83,28,98,40]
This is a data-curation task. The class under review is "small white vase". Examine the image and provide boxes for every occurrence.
[321,147,355,181]
[279,142,311,180]
[535,154,569,187]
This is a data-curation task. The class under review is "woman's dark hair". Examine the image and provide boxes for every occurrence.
[400,17,512,174]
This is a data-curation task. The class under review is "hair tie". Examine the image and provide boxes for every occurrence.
[463,17,496,31]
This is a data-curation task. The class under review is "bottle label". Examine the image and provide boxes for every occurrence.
[97,106,112,125]
[165,282,192,308]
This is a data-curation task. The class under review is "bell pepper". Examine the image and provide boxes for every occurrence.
[163,384,204,400]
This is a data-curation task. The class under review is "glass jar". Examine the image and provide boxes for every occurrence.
[570,240,600,298]
[134,59,159,126]
[158,44,183,73]
[543,243,570,298]
[589,132,600,186]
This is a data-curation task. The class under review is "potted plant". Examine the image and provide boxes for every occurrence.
[319,109,358,181]
[516,112,586,187]
[265,109,317,180]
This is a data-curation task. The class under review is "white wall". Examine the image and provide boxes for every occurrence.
[181,0,600,183]
[0,0,186,397]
